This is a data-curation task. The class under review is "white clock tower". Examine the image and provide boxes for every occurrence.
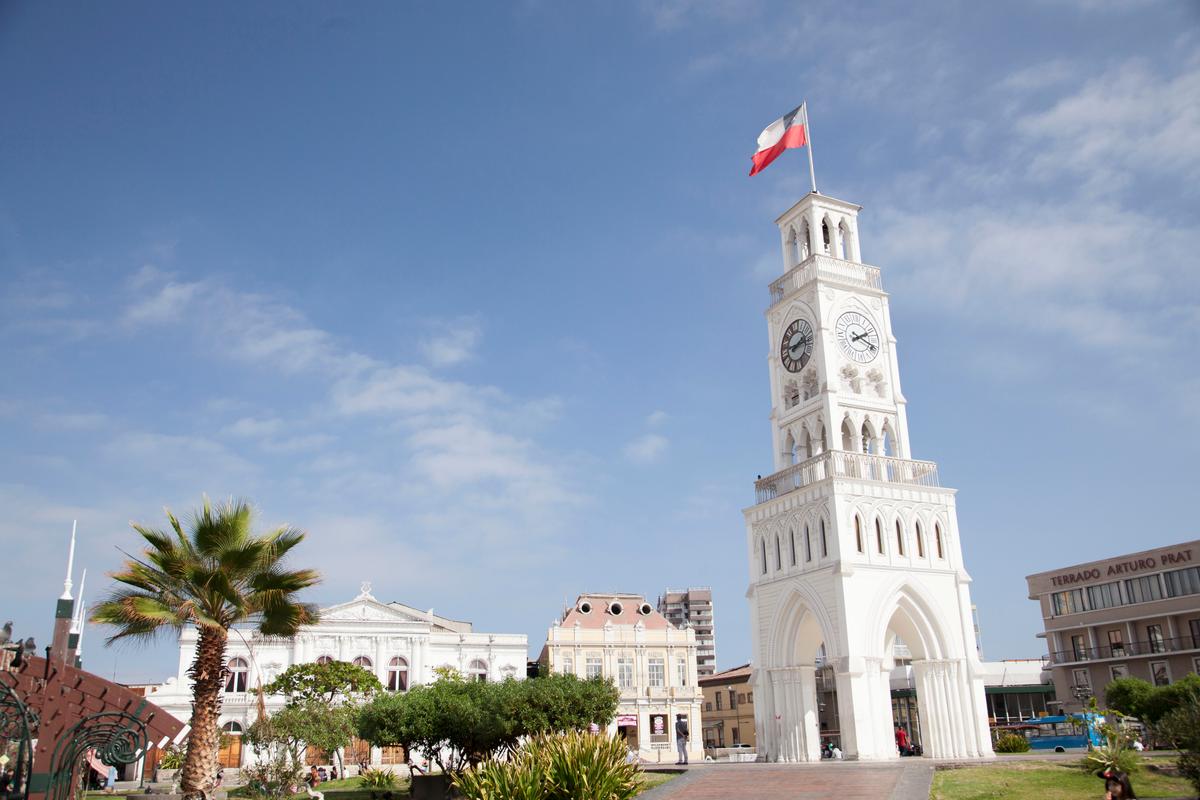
[746,192,994,761]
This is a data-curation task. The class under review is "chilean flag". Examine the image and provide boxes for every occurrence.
[749,103,809,176]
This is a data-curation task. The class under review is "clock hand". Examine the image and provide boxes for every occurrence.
[851,331,870,343]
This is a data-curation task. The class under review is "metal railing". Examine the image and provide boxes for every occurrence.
[768,254,882,307]
[1044,635,1200,666]
[754,450,940,504]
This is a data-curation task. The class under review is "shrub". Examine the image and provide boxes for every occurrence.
[454,732,640,800]
[358,769,398,789]
[158,745,186,770]
[1158,698,1200,796]
[993,734,1030,753]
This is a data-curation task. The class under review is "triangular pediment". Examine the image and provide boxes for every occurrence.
[320,596,429,624]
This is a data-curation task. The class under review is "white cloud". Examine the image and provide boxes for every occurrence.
[1015,59,1200,186]
[419,318,482,367]
[222,417,285,438]
[114,271,585,557]
[623,433,669,464]
[646,410,669,427]
[122,280,203,326]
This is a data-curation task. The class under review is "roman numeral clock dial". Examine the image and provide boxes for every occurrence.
[835,311,880,364]
[780,318,814,373]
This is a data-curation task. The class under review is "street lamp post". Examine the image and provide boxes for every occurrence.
[728,686,744,750]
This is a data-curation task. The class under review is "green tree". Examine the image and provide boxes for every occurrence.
[1158,697,1200,795]
[90,498,320,800]
[270,701,361,773]
[1104,677,1156,720]
[264,660,382,704]
[1104,674,1200,724]
[356,674,620,774]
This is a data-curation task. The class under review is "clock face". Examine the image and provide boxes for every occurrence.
[835,311,880,363]
[780,318,814,373]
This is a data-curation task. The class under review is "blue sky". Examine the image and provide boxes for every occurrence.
[1,1,1197,683]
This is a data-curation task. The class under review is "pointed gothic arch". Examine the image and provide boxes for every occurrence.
[881,419,896,457]
[875,516,885,554]
[895,518,906,556]
[855,514,864,553]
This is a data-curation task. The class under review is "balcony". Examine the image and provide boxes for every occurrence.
[1044,635,1200,666]
[754,450,940,504]
[769,254,882,307]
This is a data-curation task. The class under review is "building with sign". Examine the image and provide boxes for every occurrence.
[657,588,717,676]
[744,191,994,761]
[1027,539,1200,711]
[699,664,755,750]
[538,593,704,762]
[147,584,528,772]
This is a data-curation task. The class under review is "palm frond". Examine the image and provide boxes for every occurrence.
[260,527,306,564]
[192,497,253,557]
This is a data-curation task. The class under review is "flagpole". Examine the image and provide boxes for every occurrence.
[804,102,818,194]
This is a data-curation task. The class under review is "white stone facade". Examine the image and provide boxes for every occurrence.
[148,585,527,768]
[746,193,994,761]
[539,594,705,763]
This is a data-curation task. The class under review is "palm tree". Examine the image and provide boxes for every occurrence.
[92,497,320,800]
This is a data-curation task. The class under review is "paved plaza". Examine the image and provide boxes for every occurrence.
[642,762,935,800]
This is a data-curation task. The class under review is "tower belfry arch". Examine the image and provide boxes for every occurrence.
[746,192,993,761]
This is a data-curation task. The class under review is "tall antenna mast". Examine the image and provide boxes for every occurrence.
[60,520,77,600]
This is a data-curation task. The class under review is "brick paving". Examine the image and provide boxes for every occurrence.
[641,762,934,800]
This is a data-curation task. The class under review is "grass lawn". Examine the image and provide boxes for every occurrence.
[228,777,414,800]
[931,761,1194,800]
[639,771,679,792]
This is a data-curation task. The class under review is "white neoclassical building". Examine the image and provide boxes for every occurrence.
[538,594,704,763]
[148,584,528,771]
[745,191,994,761]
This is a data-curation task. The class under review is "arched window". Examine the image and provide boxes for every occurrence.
[775,535,782,570]
[896,520,905,556]
[916,521,925,558]
[861,422,873,454]
[855,516,864,553]
[224,657,249,693]
[800,221,812,260]
[875,518,884,554]
[218,722,243,768]
[881,423,894,457]
[468,659,488,683]
[316,655,333,665]
[841,419,855,451]
[838,220,852,260]
[760,538,768,575]
[387,657,409,692]
[804,525,812,562]
[935,524,945,559]
[821,220,831,254]
[789,529,796,566]
[788,227,801,265]
[352,655,373,669]
[819,519,828,557]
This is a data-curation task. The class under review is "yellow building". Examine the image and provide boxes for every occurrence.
[699,664,755,751]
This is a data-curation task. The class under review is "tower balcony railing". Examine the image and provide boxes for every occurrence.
[768,254,882,307]
[754,450,940,504]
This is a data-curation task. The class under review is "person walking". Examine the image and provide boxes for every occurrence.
[674,716,690,765]
[895,725,910,755]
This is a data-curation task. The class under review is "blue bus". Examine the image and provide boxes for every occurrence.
[998,713,1104,752]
